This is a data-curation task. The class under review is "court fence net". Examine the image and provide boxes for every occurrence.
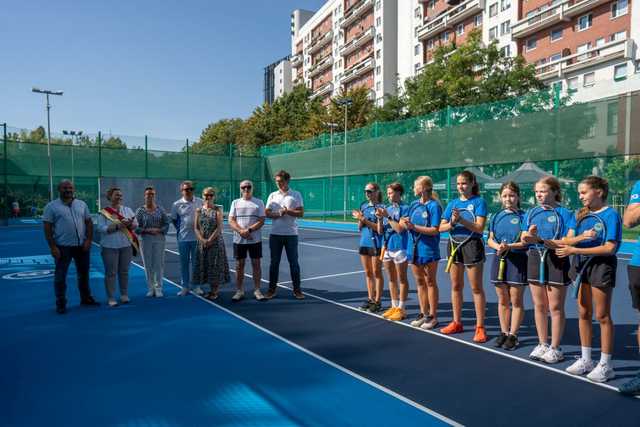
[2,89,640,237]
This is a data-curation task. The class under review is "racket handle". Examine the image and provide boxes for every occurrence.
[498,259,506,282]
[379,246,386,262]
[571,278,581,299]
[445,255,454,273]
[539,258,545,284]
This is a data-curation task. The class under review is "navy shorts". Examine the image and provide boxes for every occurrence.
[490,251,528,286]
[233,242,262,260]
[359,246,381,257]
[527,249,570,286]
[447,237,485,266]
[627,265,640,310]
[569,255,617,289]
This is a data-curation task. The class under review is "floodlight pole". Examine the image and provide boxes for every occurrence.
[326,122,339,216]
[32,87,63,201]
[63,130,83,184]
[2,122,7,225]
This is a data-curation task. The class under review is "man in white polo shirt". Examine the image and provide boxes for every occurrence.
[228,180,266,302]
[265,170,304,300]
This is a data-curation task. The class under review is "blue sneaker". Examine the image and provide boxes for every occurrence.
[619,373,640,396]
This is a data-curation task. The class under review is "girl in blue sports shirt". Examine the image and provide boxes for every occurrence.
[440,171,488,342]
[377,182,411,322]
[556,176,621,383]
[399,176,442,329]
[352,182,385,313]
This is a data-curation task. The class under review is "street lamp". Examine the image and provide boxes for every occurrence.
[335,97,352,220]
[62,130,83,184]
[325,122,339,219]
[32,87,63,201]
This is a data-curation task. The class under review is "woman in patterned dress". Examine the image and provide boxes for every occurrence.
[193,187,230,300]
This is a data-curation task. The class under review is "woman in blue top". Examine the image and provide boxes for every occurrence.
[352,182,385,313]
[377,182,410,322]
[440,171,488,342]
[487,181,528,351]
[399,176,442,330]
[521,176,575,364]
[556,176,621,383]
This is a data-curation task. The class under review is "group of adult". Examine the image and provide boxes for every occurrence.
[42,170,305,310]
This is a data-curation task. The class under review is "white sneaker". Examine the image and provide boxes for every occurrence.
[420,316,439,330]
[410,314,426,327]
[177,288,190,296]
[541,347,564,364]
[108,299,118,307]
[232,290,245,301]
[194,286,204,296]
[587,362,615,383]
[146,289,155,297]
[566,358,595,376]
[155,287,163,298]
[529,343,549,361]
[254,289,266,301]
[120,295,130,304]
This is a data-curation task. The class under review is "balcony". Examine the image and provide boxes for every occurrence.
[535,38,634,80]
[311,82,334,99]
[341,0,374,29]
[290,54,303,67]
[341,57,375,84]
[308,55,334,78]
[511,0,610,39]
[341,27,375,56]
[417,0,485,41]
[307,30,334,55]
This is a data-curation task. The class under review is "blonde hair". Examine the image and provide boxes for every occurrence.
[202,186,215,197]
[415,175,439,200]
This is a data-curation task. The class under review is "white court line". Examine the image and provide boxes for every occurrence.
[162,245,637,398]
[129,255,460,426]
[221,231,359,253]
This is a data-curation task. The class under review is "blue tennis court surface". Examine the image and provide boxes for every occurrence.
[2,223,639,426]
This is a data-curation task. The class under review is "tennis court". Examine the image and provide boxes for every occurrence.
[2,220,638,426]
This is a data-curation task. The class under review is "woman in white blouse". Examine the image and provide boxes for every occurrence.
[98,187,138,307]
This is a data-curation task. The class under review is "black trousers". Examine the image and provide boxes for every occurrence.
[54,245,92,306]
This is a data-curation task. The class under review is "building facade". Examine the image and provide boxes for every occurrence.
[263,56,292,105]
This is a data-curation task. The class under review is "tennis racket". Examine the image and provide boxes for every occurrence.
[355,201,382,252]
[445,208,477,273]
[379,205,400,261]
[491,209,522,282]
[527,205,562,284]
[570,213,607,299]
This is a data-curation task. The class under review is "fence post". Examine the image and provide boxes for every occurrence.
[2,123,7,225]
[98,131,102,178]
[186,139,190,180]
[229,143,233,192]
[446,168,451,202]
[144,135,149,178]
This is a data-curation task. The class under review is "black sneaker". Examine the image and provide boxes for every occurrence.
[494,333,508,348]
[359,300,373,311]
[56,305,67,314]
[503,334,519,351]
[368,301,382,313]
[80,296,100,306]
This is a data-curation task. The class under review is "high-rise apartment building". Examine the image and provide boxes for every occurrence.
[291,0,398,105]
[263,56,292,105]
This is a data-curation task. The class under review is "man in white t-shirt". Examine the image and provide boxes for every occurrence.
[265,170,304,300]
[228,180,266,302]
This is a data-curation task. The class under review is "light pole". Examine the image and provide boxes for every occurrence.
[32,87,63,201]
[325,122,339,217]
[62,130,82,184]
[335,97,352,220]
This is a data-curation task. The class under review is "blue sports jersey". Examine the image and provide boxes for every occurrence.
[574,207,622,253]
[406,199,442,262]
[629,181,640,266]
[358,201,384,249]
[488,209,526,253]
[442,196,488,239]
[522,205,576,242]
[382,203,409,251]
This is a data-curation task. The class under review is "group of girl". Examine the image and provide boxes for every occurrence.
[353,171,622,383]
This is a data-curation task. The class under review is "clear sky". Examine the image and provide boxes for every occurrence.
[1,0,324,150]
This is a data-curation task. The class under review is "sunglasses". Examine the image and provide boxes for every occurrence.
[365,189,375,194]
[204,193,214,198]
[182,187,194,192]
[240,185,252,190]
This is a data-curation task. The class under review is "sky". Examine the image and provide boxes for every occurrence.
[1,0,325,150]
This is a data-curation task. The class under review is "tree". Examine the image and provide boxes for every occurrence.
[191,118,244,155]
[370,93,408,123]
[327,86,375,132]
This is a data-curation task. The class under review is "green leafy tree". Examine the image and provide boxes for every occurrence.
[191,118,244,155]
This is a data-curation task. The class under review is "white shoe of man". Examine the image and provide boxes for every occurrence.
[232,290,245,301]
[254,289,266,301]
[155,287,164,298]
[146,289,155,297]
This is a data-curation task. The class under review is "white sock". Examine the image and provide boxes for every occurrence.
[581,346,592,362]
[391,299,398,308]
[600,352,612,365]
[398,300,405,309]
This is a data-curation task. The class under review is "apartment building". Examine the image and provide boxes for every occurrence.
[263,56,292,105]
[291,0,398,105]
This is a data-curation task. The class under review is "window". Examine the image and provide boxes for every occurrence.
[596,37,605,47]
[611,31,626,41]
[577,14,592,31]
[607,102,618,135]
[376,17,382,27]
[611,0,628,18]
[456,23,464,35]
[376,65,381,75]
[577,42,591,61]
[614,63,627,80]
[376,81,381,91]
[415,7,421,18]
[489,26,498,41]
[567,77,578,92]
[415,44,420,55]
[583,72,595,87]
[376,49,381,59]
[549,53,561,62]
[428,0,435,9]
[427,39,434,49]
[376,33,382,42]
[526,37,536,51]
[376,0,381,10]
[475,14,483,26]
[489,3,498,16]
[442,31,450,41]
[501,0,511,11]
[500,20,510,35]
[501,45,511,57]
[415,63,421,71]
[550,28,562,41]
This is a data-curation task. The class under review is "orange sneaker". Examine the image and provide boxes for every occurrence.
[473,326,488,343]
[387,308,406,321]
[382,307,397,319]
[440,321,464,335]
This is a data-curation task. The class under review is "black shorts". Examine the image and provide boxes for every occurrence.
[527,249,570,286]
[627,265,640,310]
[359,246,381,257]
[490,251,528,286]
[569,255,617,289]
[447,237,485,266]
[233,242,262,260]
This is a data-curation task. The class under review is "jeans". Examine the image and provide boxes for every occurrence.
[140,234,166,290]
[269,235,301,291]
[54,245,92,306]
[178,240,197,289]
[101,246,133,299]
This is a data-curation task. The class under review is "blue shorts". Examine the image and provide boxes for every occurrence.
[490,251,528,286]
